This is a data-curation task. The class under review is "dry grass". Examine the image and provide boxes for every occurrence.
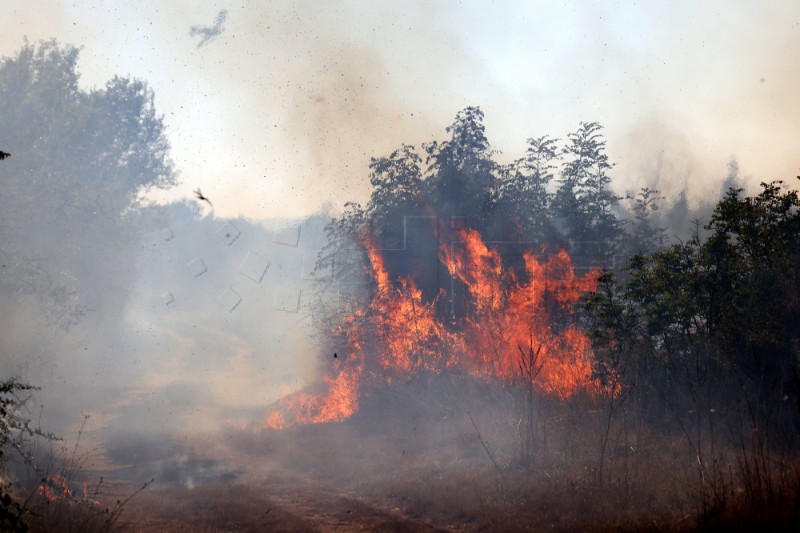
[12,374,799,531]
[217,374,800,532]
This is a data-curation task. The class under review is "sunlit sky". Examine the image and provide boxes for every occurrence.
[2,0,799,219]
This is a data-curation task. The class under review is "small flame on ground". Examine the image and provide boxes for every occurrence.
[38,474,101,507]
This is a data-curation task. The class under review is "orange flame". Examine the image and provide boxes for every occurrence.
[262,367,360,429]
[38,474,100,506]
[438,228,598,397]
[262,223,600,429]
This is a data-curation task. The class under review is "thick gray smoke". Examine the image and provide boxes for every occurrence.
[0,42,334,487]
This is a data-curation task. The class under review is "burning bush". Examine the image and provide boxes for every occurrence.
[263,109,619,429]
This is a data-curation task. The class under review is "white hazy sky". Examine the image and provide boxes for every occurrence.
[2,0,799,219]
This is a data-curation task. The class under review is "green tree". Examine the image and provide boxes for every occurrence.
[587,180,800,446]
[703,181,800,438]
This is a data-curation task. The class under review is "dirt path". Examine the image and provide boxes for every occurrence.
[119,474,453,532]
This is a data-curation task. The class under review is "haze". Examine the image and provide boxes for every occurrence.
[2,1,798,219]
[1,2,800,530]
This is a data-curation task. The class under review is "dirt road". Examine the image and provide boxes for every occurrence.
[119,474,453,532]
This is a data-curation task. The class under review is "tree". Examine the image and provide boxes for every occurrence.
[0,40,177,330]
[497,135,558,243]
[702,181,800,440]
[554,122,621,260]
[309,202,370,337]
[626,187,666,256]
[366,144,424,251]
[586,179,800,449]
[423,107,498,231]
[367,144,423,217]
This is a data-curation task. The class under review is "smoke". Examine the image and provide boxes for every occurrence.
[105,431,240,489]
[2,2,798,220]
[1,6,800,528]
[1,184,331,484]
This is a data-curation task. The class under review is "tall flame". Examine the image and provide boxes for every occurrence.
[262,223,600,429]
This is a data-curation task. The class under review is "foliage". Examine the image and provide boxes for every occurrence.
[0,40,177,330]
[367,144,424,218]
[0,41,168,529]
[627,187,666,256]
[585,180,800,521]
[0,380,151,532]
[497,135,558,242]
[366,145,425,255]
[553,122,621,257]
[0,40,176,239]
[422,106,499,229]
[311,108,627,335]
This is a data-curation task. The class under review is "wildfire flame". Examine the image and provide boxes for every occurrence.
[262,222,600,429]
[38,474,101,507]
